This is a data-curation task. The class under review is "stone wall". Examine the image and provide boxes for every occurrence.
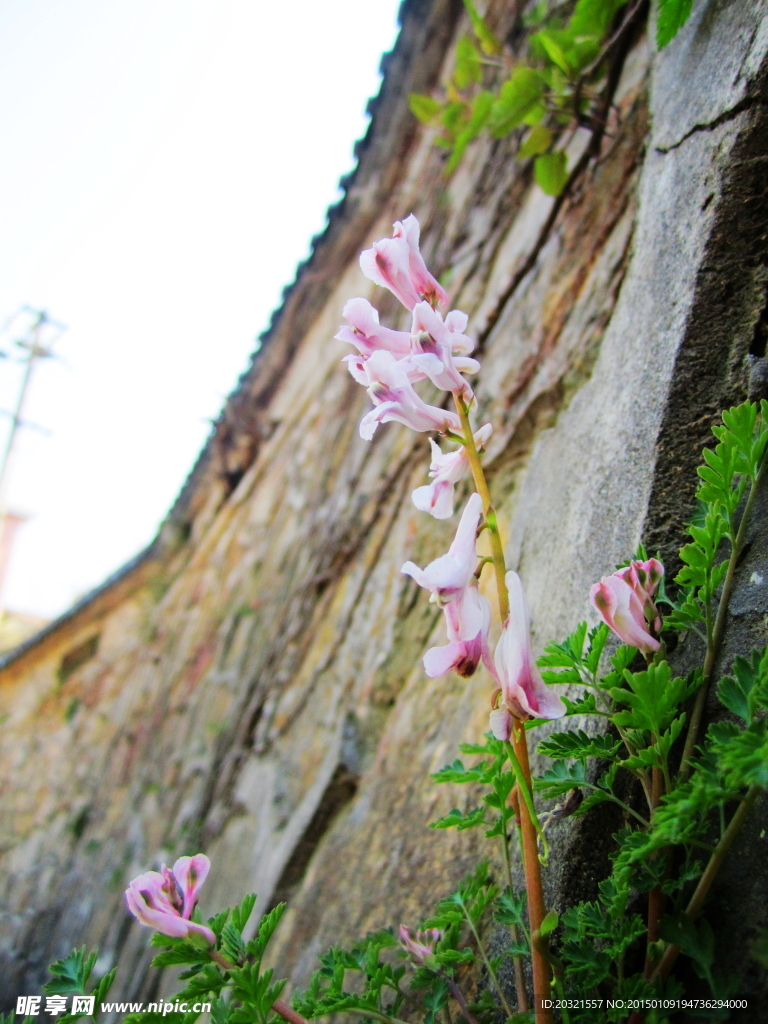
[1,0,767,1011]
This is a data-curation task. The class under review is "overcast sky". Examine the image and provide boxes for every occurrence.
[0,0,401,618]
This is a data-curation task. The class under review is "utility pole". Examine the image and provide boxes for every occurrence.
[0,307,66,609]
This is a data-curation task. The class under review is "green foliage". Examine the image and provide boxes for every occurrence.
[666,400,768,634]
[717,648,768,723]
[430,734,520,840]
[488,68,546,137]
[293,929,409,1021]
[44,948,97,994]
[462,0,501,56]
[609,662,691,736]
[537,728,621,761]
[454,35,483,89]
[534,151,569,196]
[409,0,635,188]
[656,0,694,49]
[658,915,714,986]
[409,93,442,124]
[518,124,553,159]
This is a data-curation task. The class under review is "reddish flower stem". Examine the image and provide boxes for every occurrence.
[455,395,553,1024]
[273,1000,311,1024]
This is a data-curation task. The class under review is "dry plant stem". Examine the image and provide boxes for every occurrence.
[680,455,767,777]
[454,394,553,1024]
[651,785,760,985]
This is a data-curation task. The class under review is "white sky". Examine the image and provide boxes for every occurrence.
[0,0,402,618]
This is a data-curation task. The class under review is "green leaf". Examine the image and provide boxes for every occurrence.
[538,910,559,937]
[231,893,257,934]
[537,729,620,761]
[495,888,527,927]
[717,648,768,723]
[610,661,689,736]
[43,948,97,995]
[246,902,286,962]
[409,93,443,124]
[534,151,568,196]
[570,0,627,40]
[716,720,768,790]
[577,789,612,814]
[423,977,450,1024]
[488,68,546,137]
[431,758,489,785]
[534,760,586,798]
[446,90,495,173]
[658,915,715,979]
[429,806,487,831]
[462,0,501,55]
[562,692,599,716]
[454,35,482,89]
[518,124,552,159]
[91,969,117,1013]
[535,30,572,76]
[432,947,474,966]
[150,945,206,969]
[657,0,695,48]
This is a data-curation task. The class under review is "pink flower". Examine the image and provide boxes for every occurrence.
[359,214,448,311]
[590,558,664,655]
[412,424,493,519]
[399,924,442,965]
[359,350,461,440]
[125,854,215,947]
[401,493,484,640]
[442,309,475,356]
[490,572,565,738]
[424,590,495,679]
[615,558,664,631]
[407,302,479,399]
[336,297,412,358]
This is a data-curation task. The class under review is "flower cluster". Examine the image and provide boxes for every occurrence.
[125,854,215,947]
[340,216,565,729]
[398,924,442,966]
[337,215,484,517]
[590,558,664,655]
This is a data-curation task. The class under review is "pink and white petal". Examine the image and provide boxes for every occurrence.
[423,641,469,678]
[447,493,483,576]
[401,560,431,589]
[412,479,455,519]
[474,423,493,448]
[489,706,513,741]
[173,854,210,918]
[453,356,481,375]
[420,552,471,594]
[343,354,370,385]
[126,871,175,915]
[359,404,391,440]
